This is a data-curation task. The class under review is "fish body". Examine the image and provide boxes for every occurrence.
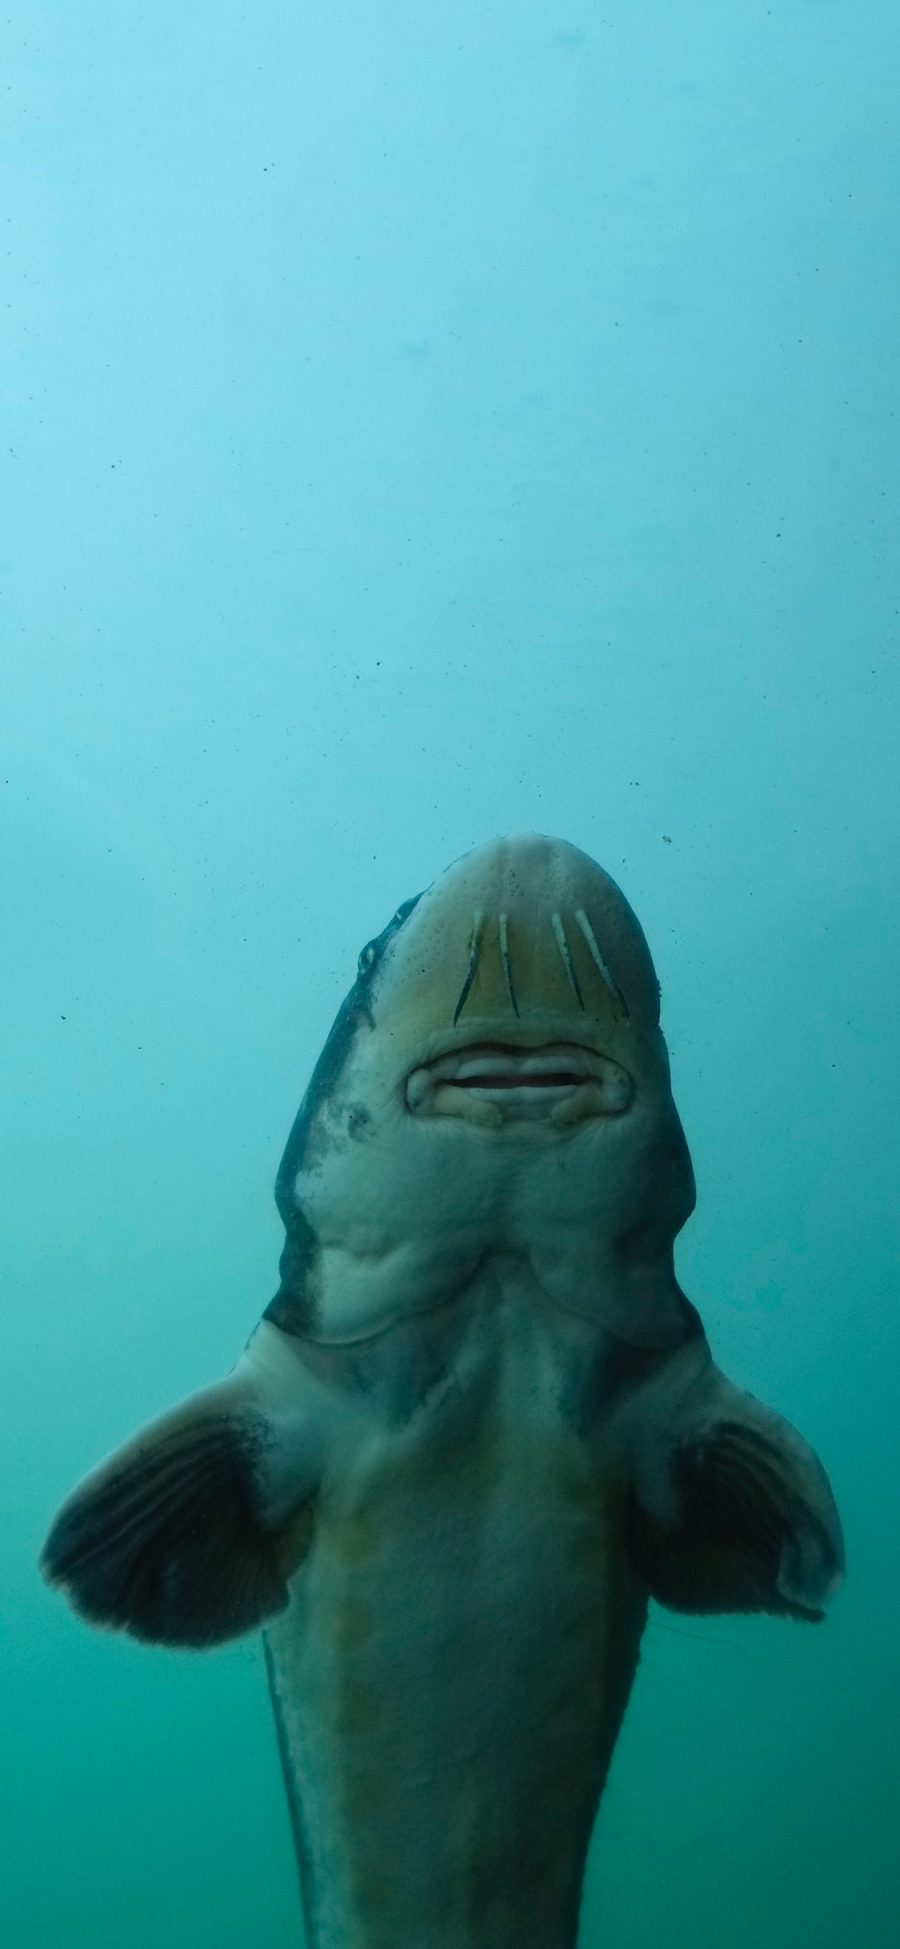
[263,1286,651,1949]
[42,835,844,1949]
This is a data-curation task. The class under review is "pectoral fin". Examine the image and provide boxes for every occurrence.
[625,1349,844,1621]
[41,1358,318,1648]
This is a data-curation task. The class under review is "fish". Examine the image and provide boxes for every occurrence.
[41,832,844,1949]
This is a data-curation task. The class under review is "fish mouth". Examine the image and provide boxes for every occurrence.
[405,1041,633,1128]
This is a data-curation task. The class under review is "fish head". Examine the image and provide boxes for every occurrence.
[272,835,695,1344]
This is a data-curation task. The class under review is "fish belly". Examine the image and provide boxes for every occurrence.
[265,1341,646,1949]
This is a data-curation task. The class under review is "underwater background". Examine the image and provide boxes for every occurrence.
[4,4,899,1945]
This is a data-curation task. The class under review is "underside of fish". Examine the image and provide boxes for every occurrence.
[41,835,844,1949]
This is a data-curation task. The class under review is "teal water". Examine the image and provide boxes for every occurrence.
[4,4,899,1945]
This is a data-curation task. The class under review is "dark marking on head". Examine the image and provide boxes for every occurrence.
[498,912,519,1016]
[558,1297,703,1437]
[264,1200,321,1337]
[379,1327,451,1429]
[264,1283,318,1337]
[290,1303,465,1430]
[452,909,483,1025]
[612,1121,698,1253]
[274,989,371,1227]
[352,901,423,1010]
[295,1338,378,1399]
[559,1334,665,1437]
[574,907,629,1019]
[271,891,422,1334]
[551,912,585,1009]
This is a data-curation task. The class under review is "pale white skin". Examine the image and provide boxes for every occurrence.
[42,835,844,1949]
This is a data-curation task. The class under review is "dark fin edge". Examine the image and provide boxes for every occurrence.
[627,1416,844,1622]
[40,1408,312,1649]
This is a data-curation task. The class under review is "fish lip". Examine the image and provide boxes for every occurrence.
[414,1040,611,1085]
[404,1040,633,1125]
